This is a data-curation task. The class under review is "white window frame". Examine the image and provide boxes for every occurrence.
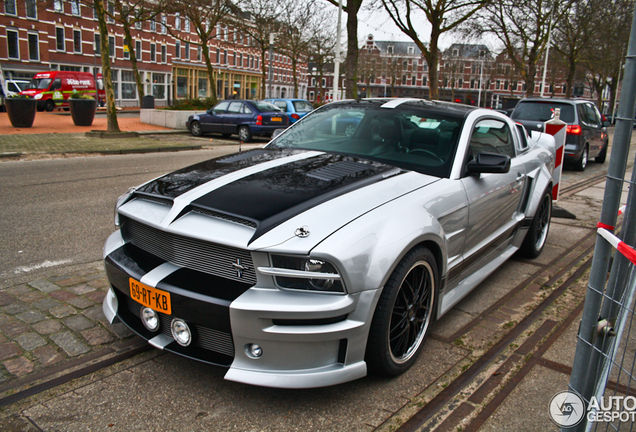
[56,27,65,52]
[135,40,141,61]
[150,42,156,62]
[27,32,39,60]
[175,13,181,31]
[71,0,80,16]
[176,40,181,59]
[26,0,37,19]
[73,29,82,53]
[7,29,19,59]
[4,0,16,16]
[53,0,62,13]
[185,42,190,61]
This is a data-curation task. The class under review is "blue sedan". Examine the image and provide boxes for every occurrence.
[186,100,289,142]
[263,98,314,123]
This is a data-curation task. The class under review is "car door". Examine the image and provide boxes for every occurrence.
[204,101,229,133]
[460,118,527,271]
[584,102,603,157]
[222,101,245,135]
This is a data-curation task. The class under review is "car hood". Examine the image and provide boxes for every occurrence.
[119,148,438,252]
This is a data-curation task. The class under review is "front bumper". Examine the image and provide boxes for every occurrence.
[102,230,380,388]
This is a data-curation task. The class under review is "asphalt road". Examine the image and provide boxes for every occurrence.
[0,145,258,288]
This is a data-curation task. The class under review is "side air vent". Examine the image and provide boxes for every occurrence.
[134,194,173,207]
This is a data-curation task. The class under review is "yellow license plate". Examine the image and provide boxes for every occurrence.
[129,278,172,315]
[271,117,282,122]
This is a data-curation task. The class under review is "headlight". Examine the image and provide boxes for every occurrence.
[34,94,43,100]
[262,255,345,294]
[114,187,135,228]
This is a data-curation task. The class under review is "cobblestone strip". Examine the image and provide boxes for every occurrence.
[0,265,132,384]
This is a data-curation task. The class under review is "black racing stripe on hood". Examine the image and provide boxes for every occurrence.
[135,148,305,198]
[191,153,402,243]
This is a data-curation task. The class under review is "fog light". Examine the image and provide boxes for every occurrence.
[140,307,159,332]
[247,344,263,358]
[171,319,192,346]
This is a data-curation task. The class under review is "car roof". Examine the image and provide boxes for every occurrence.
[517,98,589,105]
[329,98,477,118]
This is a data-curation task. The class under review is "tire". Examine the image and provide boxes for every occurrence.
[573,145,588,171]
[45,100,55,112]
[238,125,252,142]
[190,121,203,137]
[595,140,608,164]
[519,191,552,258]
[366,247,437,376]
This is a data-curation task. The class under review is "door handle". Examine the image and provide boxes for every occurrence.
[516,173,525,182]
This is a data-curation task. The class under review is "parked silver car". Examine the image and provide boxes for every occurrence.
[103,98,555,388]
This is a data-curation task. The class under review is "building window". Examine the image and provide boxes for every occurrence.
[28,33,38,60]
[56,27,65,51]
[26,0,37,18]
[223,49,227,64]
[135,21,141,30]
[152,73,166,99]
[107,2,114,23]
[184,19,190,33]
[5,0,16,15]
[71,0,80,16]
[175,13,181,30]
[197,46,201,62]
[407,46,414,54]
[177,75,188,98]
[321,78,326,87]
[53,0,62,12]
[150,19,156,32]
[387,46,393,54]
[161,14,167,34]
[121,70,136,100]
[185,42,190,60]
[176,41,180,59]
[7,29,19,59]
[161,45,166,63]
[422,77,427,86]
[215,48,219,63]
[135,40,141,60]
[73,29,82,53]
[108,35,115,57]
[150,43,156,62]
[198,76,207,98]
[94,33,101,55]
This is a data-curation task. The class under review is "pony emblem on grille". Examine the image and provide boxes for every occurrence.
[232,259,249,278]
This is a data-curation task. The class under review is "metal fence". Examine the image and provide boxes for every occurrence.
[569,227,636,431]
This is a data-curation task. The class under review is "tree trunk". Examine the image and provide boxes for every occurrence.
[122,25,145,108]
[95,0,120,133]
[202,44,218,104]
[427,31,440,100]
[344,0,361,99]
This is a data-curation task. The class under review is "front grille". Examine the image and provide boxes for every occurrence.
[128,299,235,357]
[121,216,256,285]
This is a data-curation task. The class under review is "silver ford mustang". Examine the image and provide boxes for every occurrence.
[103,98,555,388]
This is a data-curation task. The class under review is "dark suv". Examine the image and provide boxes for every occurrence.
[511,99,609,171]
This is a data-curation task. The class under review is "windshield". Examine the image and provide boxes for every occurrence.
[27,78,52,90]
[266,103,464,178]
[292,100,313,112]
[512,102,575,123]
[254,101,283,112]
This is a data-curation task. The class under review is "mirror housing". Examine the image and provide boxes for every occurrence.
[466,152,511,174]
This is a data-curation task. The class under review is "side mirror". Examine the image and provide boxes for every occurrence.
[466,152,511,174]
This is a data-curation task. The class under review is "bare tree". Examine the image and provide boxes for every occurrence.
[106,0,165,107]
[93,0,120,132]
[237,0,282,99]
[167,0,233,105]
[277,0,317,98]
[470,0,570,98]
[323,0,364,99]
[307,20,336,102]
[379,0,490,100]
[440,56,464,102]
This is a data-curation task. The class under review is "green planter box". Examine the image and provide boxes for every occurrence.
[69,98,97,126]
[5,98,37,128]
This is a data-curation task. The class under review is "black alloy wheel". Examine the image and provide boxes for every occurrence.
[366,247,437,376]
[519,191,552,258]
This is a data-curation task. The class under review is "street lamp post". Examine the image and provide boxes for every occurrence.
[333,0,343,101]
[477,59,484,107]
[268,32,276,99]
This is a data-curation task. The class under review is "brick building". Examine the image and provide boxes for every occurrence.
[0,0,307,106]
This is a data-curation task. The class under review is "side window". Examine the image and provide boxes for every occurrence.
[469,119,515,158]
[515,123,528,150]
[212,101,229,114]
[274,101,287,110]
[51,79,62,90]
[242,104,253,114]
[585,104,601,127]
[227,102,242,113]
[577,104,591,125]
